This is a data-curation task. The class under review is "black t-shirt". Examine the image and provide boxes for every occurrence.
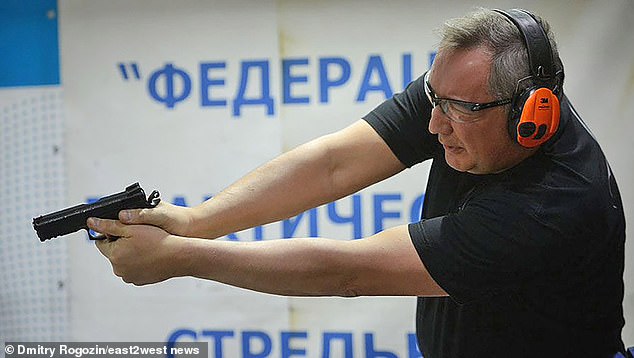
[363,75,626,357]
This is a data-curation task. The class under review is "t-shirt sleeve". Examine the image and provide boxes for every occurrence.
[362,74,439,168]
[408,188,564,304]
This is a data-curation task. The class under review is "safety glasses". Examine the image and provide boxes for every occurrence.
[423,71,511,123]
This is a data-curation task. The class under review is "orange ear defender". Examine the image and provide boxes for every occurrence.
[494,9,564,148]
[515,87,560,148]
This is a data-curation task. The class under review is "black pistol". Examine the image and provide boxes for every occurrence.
[32,183,160,242]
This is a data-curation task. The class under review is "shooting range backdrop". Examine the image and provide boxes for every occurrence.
[2,0,634,356]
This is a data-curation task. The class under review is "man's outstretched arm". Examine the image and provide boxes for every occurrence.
[89,217,447,298]
[119,119,406,239]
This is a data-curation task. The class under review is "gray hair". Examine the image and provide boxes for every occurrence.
[438,8,563,99]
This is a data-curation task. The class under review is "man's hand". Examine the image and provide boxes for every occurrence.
[87,217,185,285]
[118,201,195,237]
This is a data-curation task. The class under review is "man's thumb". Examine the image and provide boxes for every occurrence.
[119,209,151,224]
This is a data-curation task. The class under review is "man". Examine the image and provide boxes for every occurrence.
[88,8,627,357]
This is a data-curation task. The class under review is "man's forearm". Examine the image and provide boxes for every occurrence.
[186,121,404,239]
[171,225,447,298]
[179,236,357,297]
[188,139,339,239]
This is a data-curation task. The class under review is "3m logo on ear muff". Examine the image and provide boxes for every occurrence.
[515,87,560,148]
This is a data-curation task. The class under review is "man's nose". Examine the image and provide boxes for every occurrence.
[428,106,453,135]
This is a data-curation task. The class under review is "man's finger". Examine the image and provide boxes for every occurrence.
[119,208,145,224]
[87,217,128,237]
[119,202,165,225]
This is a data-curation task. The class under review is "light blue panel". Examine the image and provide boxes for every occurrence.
[0,0,60,87]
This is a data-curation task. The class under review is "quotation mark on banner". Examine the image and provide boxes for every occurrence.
[117,62,141,81]
[116,62,192,109]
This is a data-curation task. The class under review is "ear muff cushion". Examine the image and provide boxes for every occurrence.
[514,87,560,148]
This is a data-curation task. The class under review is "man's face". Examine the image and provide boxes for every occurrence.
[427,47,535,174]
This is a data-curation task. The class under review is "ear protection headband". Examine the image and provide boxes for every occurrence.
[493,9,564,148]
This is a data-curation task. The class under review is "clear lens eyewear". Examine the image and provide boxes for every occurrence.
[423,71,512,123]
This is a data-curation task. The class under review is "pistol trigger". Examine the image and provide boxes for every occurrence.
[87,229,119,241]
[87,228,103,240]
